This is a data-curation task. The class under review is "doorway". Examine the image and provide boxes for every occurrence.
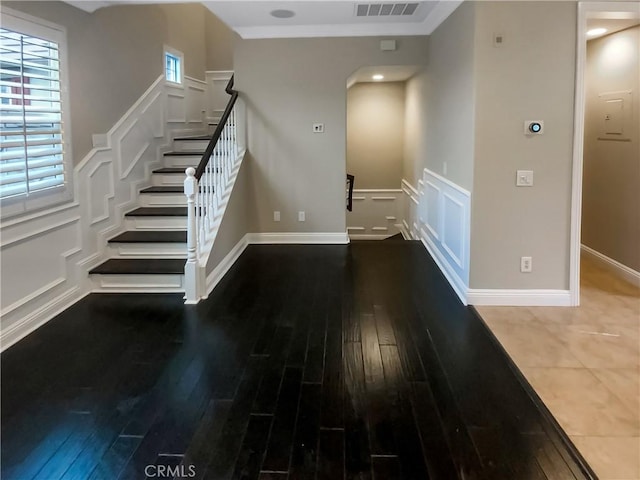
[570,2,640,305]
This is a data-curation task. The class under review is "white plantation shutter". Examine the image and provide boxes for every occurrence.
[0,27,65,199]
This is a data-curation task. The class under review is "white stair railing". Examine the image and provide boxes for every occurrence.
[184,76,241,303]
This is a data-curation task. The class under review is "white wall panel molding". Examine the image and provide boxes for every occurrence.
[1,74,210,351]
[401,171,470,303]
[347,189,403,239]
[205,70,234,122]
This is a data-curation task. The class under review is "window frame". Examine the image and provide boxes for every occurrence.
[0,8,73,219]
[163,45,183,87]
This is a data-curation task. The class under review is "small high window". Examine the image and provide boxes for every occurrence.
[164,47,182,85]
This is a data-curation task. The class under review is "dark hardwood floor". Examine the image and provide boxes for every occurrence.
[1,242,595,480]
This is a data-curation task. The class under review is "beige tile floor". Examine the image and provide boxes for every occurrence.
[477,255,640,480]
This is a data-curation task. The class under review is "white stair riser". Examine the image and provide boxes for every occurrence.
[173,140,209,151]
[125,216,187,230]
[152,174,184,186]
[107,243,186,257]
[164,155,200,167]
[140,193,186,207]
[90,273,185,293]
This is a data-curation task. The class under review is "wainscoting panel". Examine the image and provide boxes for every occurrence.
[205,70,233,123]
[0,74,209,351]
[347,189,403,240]
[401,170,470,303]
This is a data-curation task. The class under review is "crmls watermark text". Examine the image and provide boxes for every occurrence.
[144,464,196,478]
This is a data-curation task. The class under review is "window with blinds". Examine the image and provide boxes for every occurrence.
[0,27,66,200]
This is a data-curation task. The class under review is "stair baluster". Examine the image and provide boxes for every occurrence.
[184,75,240,302]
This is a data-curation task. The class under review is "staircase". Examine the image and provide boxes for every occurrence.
[88,135,209,293]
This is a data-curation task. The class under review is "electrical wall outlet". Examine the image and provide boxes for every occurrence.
[521,256,532,273]
[298,211,305,222]
[273,211,280,222]
[312,123,324,133]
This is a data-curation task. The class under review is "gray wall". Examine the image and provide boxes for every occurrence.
[470,1,577,289]
[582,26,640,272]
[347,81,405,189]
[234,36,428,233]
[205,10,236,71]
[4,2,222,164]
[206,155,256,273]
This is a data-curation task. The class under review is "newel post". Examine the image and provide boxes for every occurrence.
[184,167,199,303]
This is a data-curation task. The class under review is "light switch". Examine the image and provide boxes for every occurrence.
[516,170,534,187]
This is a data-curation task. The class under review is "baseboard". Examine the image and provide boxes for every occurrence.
[247,232,350,244]
[349,234,391,240]
[467,289,572,306]
[1,287,88,352]
[204,234,250,299]
[420,234,468,305]
[581,244,640,288]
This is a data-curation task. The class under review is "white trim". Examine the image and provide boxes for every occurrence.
[581,244,640,288]
[570,2,640,307]
[349,234,390,240]
[353,189,403,194]
[420,232,467,305]
[247,232,350,245]
[202,234,250,301]
[423,168,471,197]
[467,289,572,307]
[233,2,463,39]
[163,45,184,87]
[1,288,87,352]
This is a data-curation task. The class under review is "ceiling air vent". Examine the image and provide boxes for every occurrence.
[356,3,419,17]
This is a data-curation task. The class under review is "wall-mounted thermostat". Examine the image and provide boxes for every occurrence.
[524,120,544,135]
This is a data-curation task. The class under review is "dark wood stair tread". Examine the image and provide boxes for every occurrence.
[89,258,186,275]
[164,151,205,156]
[153,167,193,174]
[173,135,210,141]
[108,231,187,243]
[139,186,184,194]
[125,207,187,217]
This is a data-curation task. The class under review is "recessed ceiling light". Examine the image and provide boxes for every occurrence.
[587,27,608,37]
[270,9,295,19]
[372,74,384,81]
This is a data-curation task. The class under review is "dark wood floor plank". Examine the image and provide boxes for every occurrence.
[201,357,267,480]
[1,243,598,480]
[290,383,322,480]
[261,367,304,473]
[343,342,372,480]
[232,415,273,480]
[320,302,344,429]
[252,327,293,415]
[373,305,396,346]
[359,313,396,457]
[317,429,345,480]
[371,457,401,480]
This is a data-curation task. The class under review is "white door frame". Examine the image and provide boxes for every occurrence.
[569,1,640,306]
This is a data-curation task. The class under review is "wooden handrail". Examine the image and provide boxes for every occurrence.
[194,75,238,180]
[347,174,354,211]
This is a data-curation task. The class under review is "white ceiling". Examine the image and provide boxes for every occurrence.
[203,1,462,39]
[586,18,640,40]
[64,1,462,39]
[347,64,421,88]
